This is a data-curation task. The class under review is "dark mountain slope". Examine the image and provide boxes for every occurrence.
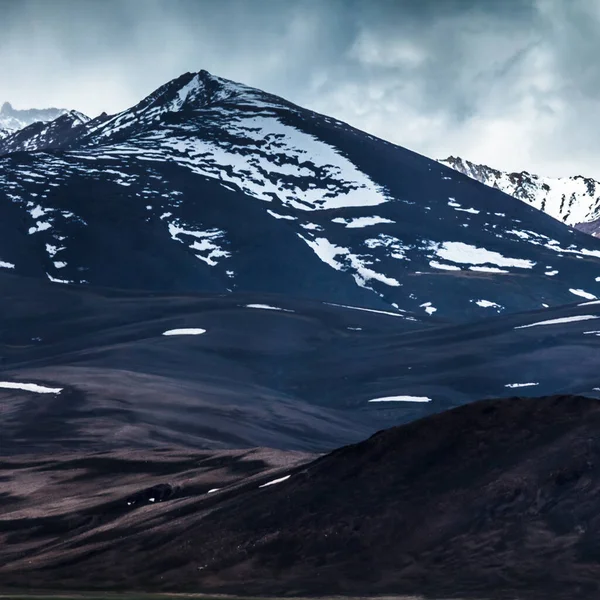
[1,71,600,319]
[2,272,600,455]
[2,395,600,599]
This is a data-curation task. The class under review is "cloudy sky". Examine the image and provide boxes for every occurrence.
[2,0,599,178]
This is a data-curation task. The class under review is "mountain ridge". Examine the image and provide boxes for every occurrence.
[439,155,600,237]
[0,100,71,138]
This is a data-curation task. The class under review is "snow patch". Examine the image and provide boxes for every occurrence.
[570,288,597,300]
[429,260,461,271]
[469,266,509,274]
[473,299,502,309]
[300,235,401,288]
[430,241,535,269]
[259,475,291,488]
[516,315,600,329]
[368,395,432,403]
[167,221,230,267]
[267,210,297,220]
[332,216,395,228]
[420,302,437,315]
[0,381,62,394]
[505,382,539,389]
[324,302,405,318]
[162,328,206,336]
[245,304,294,312]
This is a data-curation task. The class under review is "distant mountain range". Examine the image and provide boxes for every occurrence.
[0,109,90,155]
[0,100,70,139]
[440,155,600,237]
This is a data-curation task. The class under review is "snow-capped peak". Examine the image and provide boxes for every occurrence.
[64,110,91,127]
[439,155,600,236]
[81,70,279,145]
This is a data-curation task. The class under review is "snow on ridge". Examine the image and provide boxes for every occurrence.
[267,210,296,220]
[0,381,63,394]
[430,241,535,269]
[368,395,432,403]
[504,228,600,261]
[162,328,206,336]
[245,304,294,312]
[299,235,401,289]
[429,260,461,271]
[569,288,597,300]
[259,475,291,488]
[453,206,480,214]
[134,111,391,212]
[0,260,15,269]
[167,220,230,267]
[47,273,72,284]
[324,301,406,318]
[469,266,509,274]
[332,216,395,228]
[505,382,539,389]
[515,315,600,329]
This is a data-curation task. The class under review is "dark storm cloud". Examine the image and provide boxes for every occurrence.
[2,0,600,177]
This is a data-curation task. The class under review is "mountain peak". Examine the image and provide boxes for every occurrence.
[79,69,283,145]
[144,70,260,112]
[1,101,13,114]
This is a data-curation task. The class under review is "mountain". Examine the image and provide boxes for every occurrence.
[0,110,90,155]
[3,395,600,599]
[0,100,69,135]
[440,155,600,237]
[2,71,600,321]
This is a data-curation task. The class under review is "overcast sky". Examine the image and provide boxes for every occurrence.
[2,0,599,178]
